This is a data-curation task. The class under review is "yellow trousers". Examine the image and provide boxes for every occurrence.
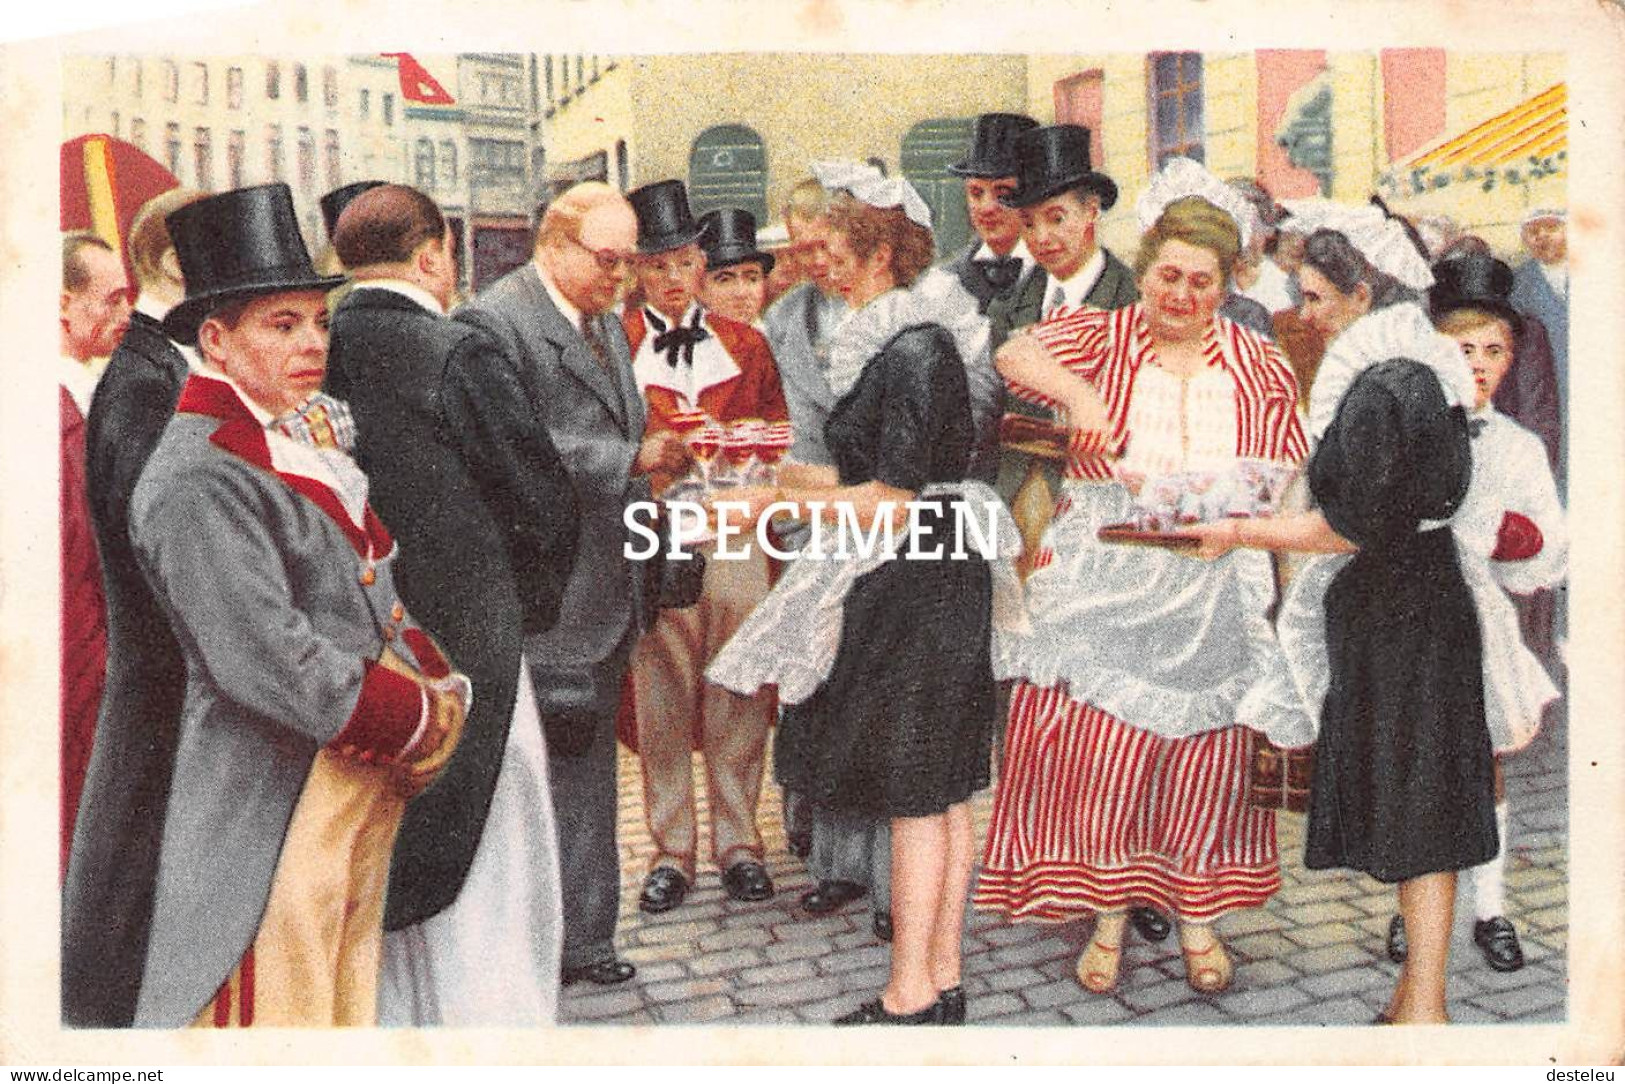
[193,749,405,1027]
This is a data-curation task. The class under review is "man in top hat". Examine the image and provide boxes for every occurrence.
[1381,252,1567,977]
[985,126,1134,570]
[455,181,687,988]
[697,207,776,327]
[324,183,580,1025]
[619,182,787,915]
[58,230,129,876]
[986,124,1137,348]
[943,113,1039,315]
[67,182,467,1028]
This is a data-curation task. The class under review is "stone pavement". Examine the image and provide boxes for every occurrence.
[561,711,1568,1027]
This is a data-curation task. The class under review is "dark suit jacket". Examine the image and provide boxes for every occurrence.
[943,239,1027,315]
[326,285,579,931]
[985,246,1140,351]
[62,311,189,1027]
[985,247,1140,503]
[455,263,650,675]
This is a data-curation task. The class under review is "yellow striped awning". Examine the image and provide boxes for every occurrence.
[1406,84,1566,170]
[1378,84,1566,200]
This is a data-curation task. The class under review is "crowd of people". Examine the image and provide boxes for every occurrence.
[58,109,1568,1030]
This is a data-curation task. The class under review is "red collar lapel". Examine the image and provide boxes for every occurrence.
[175,374,393,559]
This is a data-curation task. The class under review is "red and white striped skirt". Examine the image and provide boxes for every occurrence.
[975,683,1280,923]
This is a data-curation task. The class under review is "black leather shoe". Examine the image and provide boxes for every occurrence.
[1129,906,1172,942]
[1473,916,1525,972]
[936,986,966,1026]
[801,879,868,914]
[833,997,939,1025]
[560,959,637,986]
[722,860,774,902]
[873,911,894,942]
[639,866,690,914]
[1386,914,1408,963]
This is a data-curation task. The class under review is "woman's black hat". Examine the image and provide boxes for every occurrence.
[1000,125,1119,211]
[948,113,1039,179]
[163,183,346,345]
[699,209,775,275]
[628,180,706,255]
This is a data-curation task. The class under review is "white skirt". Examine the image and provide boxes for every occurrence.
[376,658,565,1027]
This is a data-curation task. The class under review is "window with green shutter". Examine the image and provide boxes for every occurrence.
[900,117,973,258]
[689,124,768,224]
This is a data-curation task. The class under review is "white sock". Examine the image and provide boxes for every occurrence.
[1472,804,1511,921]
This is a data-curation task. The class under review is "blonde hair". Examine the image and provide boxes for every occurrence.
[536,181,626,249]
[1435,306,1515,341]
[1133,196,1242,284]
[783,178,830,224]
[826,192,936,288]
[127,187,207,291]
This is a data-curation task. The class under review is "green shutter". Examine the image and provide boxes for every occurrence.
[901,117,974,258]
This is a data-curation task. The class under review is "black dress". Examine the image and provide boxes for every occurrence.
[1304,359,1499,883]
[774,324,997,819]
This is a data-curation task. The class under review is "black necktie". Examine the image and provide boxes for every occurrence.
[968,257,1022,305]
[1469,417,1488,438]
[647,309,710,368]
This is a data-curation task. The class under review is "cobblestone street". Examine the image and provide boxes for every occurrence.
[562,711,1569,1028]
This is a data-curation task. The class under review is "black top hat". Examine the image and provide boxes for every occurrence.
[628,180,706,255]
[1000,125,1119,212]
[320,180,387,239]
[163,183,346,345]
[949,113,1039,178]
[1428,253,1522,331]
[698,209,775,275]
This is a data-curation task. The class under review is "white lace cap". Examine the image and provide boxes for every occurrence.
[1279,199,1433,290]
[1136,157,1257,250]
[810,160,933,229]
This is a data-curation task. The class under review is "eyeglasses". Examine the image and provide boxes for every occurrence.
[569,235,636,275]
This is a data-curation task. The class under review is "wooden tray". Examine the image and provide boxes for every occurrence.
[999,414,1070,461]
[1097,523,1203,550]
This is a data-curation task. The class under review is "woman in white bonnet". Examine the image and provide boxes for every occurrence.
[1190,202,1509,1025]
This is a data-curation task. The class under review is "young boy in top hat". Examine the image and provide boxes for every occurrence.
[620,180,788,914]
[943,113,1039,315]
[70,182,468,1028]
[1380,253,1567,977]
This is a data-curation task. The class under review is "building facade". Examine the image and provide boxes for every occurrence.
[62,52,552,292]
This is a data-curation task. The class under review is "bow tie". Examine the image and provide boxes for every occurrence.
[647,310,710,367]
[274,392,357,454]
[1468,418,1488,439]
[967,256,1023,303]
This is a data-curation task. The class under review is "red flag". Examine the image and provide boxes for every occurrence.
[383,53,455,105]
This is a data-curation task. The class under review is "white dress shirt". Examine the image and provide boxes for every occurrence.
[1043,247,1108,318]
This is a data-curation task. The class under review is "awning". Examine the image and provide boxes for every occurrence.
[1377,84,1566,200]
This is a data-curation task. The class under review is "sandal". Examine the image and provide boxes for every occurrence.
[1181,937,1233,994]
[1075,937,1122,994]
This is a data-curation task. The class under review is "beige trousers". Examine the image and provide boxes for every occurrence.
[631,545,774,878]
[193,749,405,1028]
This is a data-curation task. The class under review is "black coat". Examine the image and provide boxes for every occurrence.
[325,286,580,930]
[985,246,1140,351]
[62,310,191,1027]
